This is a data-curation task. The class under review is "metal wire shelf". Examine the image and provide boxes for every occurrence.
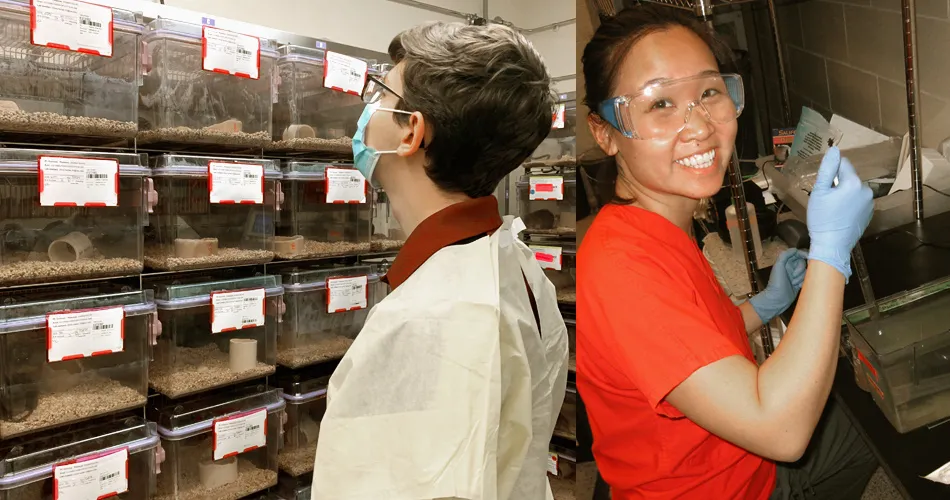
[640,0,759,13]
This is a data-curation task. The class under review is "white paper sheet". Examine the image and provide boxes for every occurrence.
[829,115,889,150]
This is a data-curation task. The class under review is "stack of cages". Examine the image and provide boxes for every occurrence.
[277,373,328,477]
[0,289,154,440]
[276,161,371,259]
[279,265,379,368]
[528,241,576,306]
[0,1,143,141]
[146,154,280,271]
[139,19,276,149]
[0,417,161,499]
[152,385,284,499]
[371,188,405,253]
[150,275,282,399]
[271,46,380,154]
[845,275,950,433]
[0,149,153,286]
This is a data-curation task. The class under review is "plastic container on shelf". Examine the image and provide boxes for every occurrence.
[518,167,577,238]
[276,161,371,259]
[371,188,405,253]
[360,256,394,302]
[0,1,143,139]
[154,385,284,500]
[0,148,153,286]
[139,19,277,148]
[528,241,576,304]
[0,290,154,440]
[525,91,577,167]
[277,374,328,476]
[565,315,575,372]
[276,473,312,500]
[271,46,378,153]
[278,265,378,368]
[151,275,282,399]
[845,276,950,433]
[0,417,161,500]
[147,154,279,271]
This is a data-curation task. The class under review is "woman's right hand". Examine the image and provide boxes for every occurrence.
[805,147,874,282]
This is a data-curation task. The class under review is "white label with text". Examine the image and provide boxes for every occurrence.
[32,0,113,57]
[202,26,260,79]
[209,162,264,204]
[327,276,368,313]
[211,288,265,333]
[213,408,267,460]
[530,245,563,271]
[53,448,128,500]
[40,156,119,207]
[325,167,367,203]
[547,452,559,476]
[47,306,124,362]
[324,51,368,95]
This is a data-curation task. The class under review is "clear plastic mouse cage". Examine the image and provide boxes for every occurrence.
[846,276,950,433]
[276,162,371,259]
[0,290,154,440]
[271,46,378,153]
[151,275,282,399]
[526,91,577,165]
[371,188,406,253]
[153,385,284,500]
[277,374,328,477]
[517,166,577,237]
[0,148,152,286]
[0,1,143,139]
[278,265,379,368]
[529,241,576,304]
[139,19,276,148]
[147,154,279,271]
[0,417,161,500]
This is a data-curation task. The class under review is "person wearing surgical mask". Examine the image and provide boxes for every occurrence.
[311,21,569,500]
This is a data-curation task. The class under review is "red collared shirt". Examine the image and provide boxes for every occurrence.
[577,204,775,500]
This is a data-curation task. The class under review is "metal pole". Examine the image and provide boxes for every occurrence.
[902,0,924,220]
[766,0,791,125]
[728,150,774,355]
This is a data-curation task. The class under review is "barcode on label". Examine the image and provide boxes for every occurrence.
[237,47,252,56]
[100,471,119,481]
[241,318,255,324]
[80,16,102,28]
[86,173,108,179]
[243,172,256,178]
[246,424,260,432]
[93,323,113,330]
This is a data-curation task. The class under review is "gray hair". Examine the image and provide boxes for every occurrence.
[389,21,556,198]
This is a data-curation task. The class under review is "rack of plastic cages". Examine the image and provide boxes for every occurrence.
[517,163,578,241]
[0,0,145,146]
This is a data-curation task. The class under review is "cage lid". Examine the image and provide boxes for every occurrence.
[281,265,377,293]
[155,385,284,438]
[0,0,144,32]
[153,275,283,309]
[145,18,279,53]
[282,161,356,181]
[279,374,330,402]
[0,290,155,335]
[0,149,149,176]
[0,417,158,489]
[151,154,281,179]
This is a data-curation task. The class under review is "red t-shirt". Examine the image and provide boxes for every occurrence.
[577,204,776,500]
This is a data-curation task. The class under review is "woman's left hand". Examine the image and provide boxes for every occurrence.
[749,248,809,323]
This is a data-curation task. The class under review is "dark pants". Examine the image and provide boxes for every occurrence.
[770,398,879,500]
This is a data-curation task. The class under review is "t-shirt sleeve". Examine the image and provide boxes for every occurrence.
[580,248,745,418]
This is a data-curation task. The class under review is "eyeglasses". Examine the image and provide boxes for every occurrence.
[363,75,403,104]
[597,73,745,141]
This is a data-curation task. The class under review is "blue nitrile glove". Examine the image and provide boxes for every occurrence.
[749,248,809,323]
[806,147,874,282]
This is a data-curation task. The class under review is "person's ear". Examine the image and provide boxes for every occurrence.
[396,111,425,157]
[589,114,620,157]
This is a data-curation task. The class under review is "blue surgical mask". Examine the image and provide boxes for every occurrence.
[353,102,412,187]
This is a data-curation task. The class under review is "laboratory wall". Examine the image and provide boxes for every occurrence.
[777,0,950,149]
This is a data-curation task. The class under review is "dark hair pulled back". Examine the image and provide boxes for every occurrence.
[581,4,733,206]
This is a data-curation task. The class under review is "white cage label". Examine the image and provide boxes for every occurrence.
[47,306,125,363]
[324,51,368,96]
[213,408,267,460]
[53,448,128,500]
[31,0,114,57]
[202,26,260,79]
[530,245,563,271]
[552,103,566,129]
[529,176,564,201]
[39,156,119,207]
[208,162,264,204]
[327,275,368,313]
[547,452,559,476]
[325,167,367,204]
[211,288,265,334]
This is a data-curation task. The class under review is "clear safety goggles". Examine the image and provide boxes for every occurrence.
[597,73,745,141]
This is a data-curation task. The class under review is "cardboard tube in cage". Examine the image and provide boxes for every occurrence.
[48,232,95,262]
[283,124,316,141]
[198,456,238,489]
[174,238,218,258]
[229,338,258,373]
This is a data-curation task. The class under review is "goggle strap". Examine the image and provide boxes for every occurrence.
[598,97,634,139]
